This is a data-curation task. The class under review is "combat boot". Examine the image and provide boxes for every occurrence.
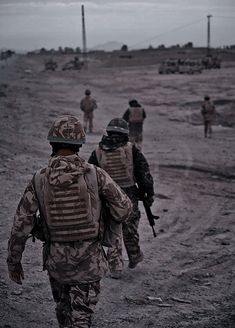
[128,251,144,269]
[110,270,122,279]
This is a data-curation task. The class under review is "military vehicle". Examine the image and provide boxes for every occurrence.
[159,58,203,75]
[178,59,203,74]
[202,56,221,69]
[158,59,179,74]
[62,57,84,71]
[44,59,58,71]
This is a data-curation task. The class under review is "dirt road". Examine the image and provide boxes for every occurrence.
[0,55,234,328]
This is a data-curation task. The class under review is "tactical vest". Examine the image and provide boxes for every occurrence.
[81,97,95,113]
[96,142,135,188]
[39,165,101,242]
[129,107,144,123]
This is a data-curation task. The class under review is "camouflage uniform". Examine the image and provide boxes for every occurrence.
[201,98,216,138]
[123,100,146,149]
[80,92,97,133]
[7,115,132,328]
[89,136,154,274]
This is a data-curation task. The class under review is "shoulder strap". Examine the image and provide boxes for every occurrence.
[32,170,48,224]
[84,163,99,195]
[32,170,50,242]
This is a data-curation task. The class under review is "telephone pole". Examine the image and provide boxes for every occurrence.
[81,4,87,67]
[207,14,212,57]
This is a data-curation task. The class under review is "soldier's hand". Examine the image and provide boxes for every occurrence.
[144,194,154,207]
[8,263,24,285]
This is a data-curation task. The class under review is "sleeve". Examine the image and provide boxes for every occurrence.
[212,103,216,112]
[7,179,39,271]
[96,167,133,223]
[93,99,97,110]
[201,103,206,114]
[88,150,99,167]
[123,109,130,122]
[80,99,84,111]
[133,145,154,196]
[143,108,146,120]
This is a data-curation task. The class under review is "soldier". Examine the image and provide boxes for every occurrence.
[80,89,97,133]
[201,95,216,138]
[7,115,132,328]
[89,118,154,279]
[123,99,146,149]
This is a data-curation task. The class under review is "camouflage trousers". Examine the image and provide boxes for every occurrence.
[129,123,143,141]
[83,112,94,133]
[129,133,143,144]
[49,276,100,328]
[204,119,213,137]
[107,194,141,272]
[129,124,143,150]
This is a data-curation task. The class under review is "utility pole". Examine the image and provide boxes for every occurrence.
[207,14,212,57]
[81,4,87,67]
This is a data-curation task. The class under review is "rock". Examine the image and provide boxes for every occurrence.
[11,289,23,296]
[171,296,192,304]
[147,296,163,302]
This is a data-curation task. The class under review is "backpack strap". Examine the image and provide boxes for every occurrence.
[33,170,46,219]
[32,170,50,241]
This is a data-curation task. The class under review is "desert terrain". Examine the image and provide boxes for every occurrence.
[0,51,235,328]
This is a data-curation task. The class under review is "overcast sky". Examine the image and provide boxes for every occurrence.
[0,0,234,51]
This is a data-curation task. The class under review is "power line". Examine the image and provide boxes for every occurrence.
[214,15,235,19]
[130,18,206,48]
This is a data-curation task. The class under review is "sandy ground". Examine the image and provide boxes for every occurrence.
[0,54,235,328]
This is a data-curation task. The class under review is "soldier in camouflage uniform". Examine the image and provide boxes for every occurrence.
[201,95,216,138]
[88,118,154,279]
[80,89,97,133]
[123,99,146,149]
[7,115,132,328]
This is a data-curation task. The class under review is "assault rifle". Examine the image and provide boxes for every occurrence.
[143,200,159,237]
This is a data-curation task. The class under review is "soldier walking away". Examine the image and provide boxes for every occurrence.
[80,89,97,133]
[7,115,132,328]
[201,95,216,138]
[89,118,155,279]
[123,99,146,149]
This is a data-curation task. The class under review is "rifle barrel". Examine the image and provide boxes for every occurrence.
[143,201,159,237]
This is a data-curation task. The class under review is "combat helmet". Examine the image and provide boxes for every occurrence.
[129,99,140,107]
[47,115,86,145]
[106,118,129,134]
[85,89,91,95]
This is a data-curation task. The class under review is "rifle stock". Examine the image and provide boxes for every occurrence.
[143,200,159,237]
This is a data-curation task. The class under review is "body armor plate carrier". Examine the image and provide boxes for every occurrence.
[129,107,144,123]
[38,165,101,242]
[96,142,135,188]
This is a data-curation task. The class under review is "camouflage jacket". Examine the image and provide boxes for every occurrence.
[88,141,154,198]
[123,106,146,124]
[201,100,216,121]
[7,154,132,284]
[80,96,97,113]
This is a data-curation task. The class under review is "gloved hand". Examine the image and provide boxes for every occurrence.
[143,194,154,207]
[8,262,24,285]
